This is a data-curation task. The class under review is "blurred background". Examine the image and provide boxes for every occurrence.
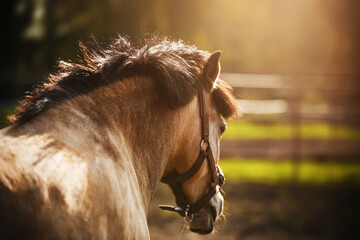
[1,0,360,239]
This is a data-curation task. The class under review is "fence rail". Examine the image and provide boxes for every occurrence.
[220,73,360,160]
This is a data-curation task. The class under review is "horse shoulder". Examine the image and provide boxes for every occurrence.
[0,129,93,239]
[0,126,150,239]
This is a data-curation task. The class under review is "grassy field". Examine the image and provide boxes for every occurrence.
[220,158,360,185]
[223,120,360,140]
[220,120,360,186]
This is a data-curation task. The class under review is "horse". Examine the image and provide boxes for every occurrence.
[0,35,240,239]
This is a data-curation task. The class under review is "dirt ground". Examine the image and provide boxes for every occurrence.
[148,183,360,240]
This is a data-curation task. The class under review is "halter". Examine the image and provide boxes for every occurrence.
[159,88,225,222]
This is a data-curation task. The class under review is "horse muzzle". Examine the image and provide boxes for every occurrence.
[189,191,224,234]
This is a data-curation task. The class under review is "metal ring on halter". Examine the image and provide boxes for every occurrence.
[200,139,205,147]
[186,213,194,223]
[184,205,194,223]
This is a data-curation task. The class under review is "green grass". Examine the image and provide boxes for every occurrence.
[223,120,360,140]
[219,158,360,185]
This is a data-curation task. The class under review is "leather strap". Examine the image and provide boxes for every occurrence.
[200,89,210,141]
[207,148,218,182]
[161,149,208,185]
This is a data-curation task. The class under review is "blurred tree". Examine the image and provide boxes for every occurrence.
[2,0,360,79]
[1,0,34,73]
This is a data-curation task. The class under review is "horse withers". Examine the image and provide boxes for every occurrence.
[0,36,240,239]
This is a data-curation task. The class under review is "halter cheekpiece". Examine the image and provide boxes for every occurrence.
[159,88,225,222]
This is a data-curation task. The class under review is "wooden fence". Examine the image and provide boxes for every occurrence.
[220,73,360,161]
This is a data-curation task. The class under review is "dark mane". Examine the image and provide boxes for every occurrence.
[9,35,240,124]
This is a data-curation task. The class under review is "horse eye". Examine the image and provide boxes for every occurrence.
[220,124,227,135]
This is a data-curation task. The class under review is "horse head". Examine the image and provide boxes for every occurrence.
[161,51,234,234]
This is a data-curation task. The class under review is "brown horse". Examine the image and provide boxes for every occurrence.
[0,36,240,239]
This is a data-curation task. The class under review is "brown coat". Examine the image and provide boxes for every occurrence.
[0,35,240,239]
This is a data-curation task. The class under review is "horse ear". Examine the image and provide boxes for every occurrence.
[204,51,222,89]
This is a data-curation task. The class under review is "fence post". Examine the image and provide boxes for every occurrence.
[290,78,302,182]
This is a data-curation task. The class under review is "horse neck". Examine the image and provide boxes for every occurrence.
[41,76,187,207]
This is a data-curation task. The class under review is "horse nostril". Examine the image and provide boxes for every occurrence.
[190,227,213,235]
